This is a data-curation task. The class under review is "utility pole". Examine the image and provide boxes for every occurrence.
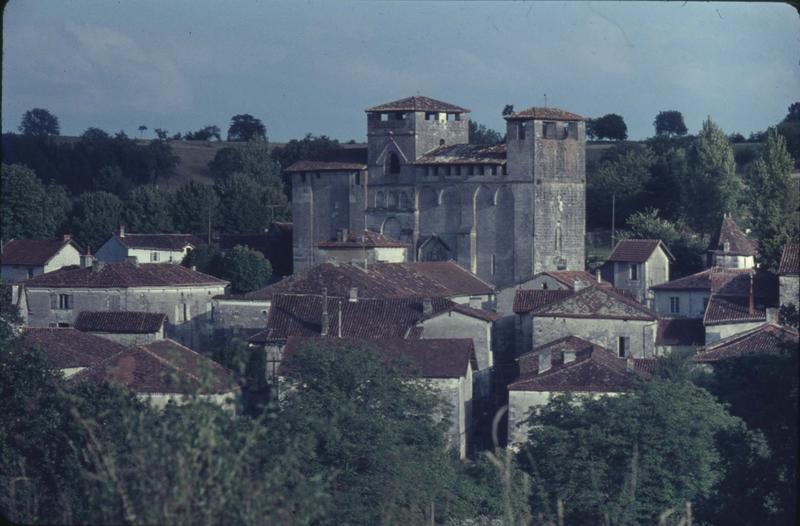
[611,192,616,250]
[543,93,548,107]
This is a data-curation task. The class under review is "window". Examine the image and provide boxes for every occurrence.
[491,254,496,276]
[300,173,306,183]
[490,165,498,176]
[629,264,638,281]
[543,121,556,138]
[518,122,526,140]
[150,251,159,262]
[670,296,681,314]
[555,224,562,253]
[354,172,360,185]
[27,267,34,279]
[58,294,73,310]
[388,153,401,175]
[380,113,389,122]
[57,322,70,328]
[617,336,629,358]
[467,165,474,176]
[477,165,485,176]
[502,164,508,175]
[439,138,445,146]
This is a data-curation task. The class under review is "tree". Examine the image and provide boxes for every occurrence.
[588,113,628,141]
[18,108,60,137]
[469,121,504,145]
[94,165,134,197]
[69,191,124,251]
[746,128,798,271]
[185,125,221,141]
[220,245,272,293]
[502,104,514,116]
[214,172,288,234]
[208,147,244,181]
[123,186,174,234]
[154,128,169,141]
[654,110,688,137]
[1,164,69,241]
[227,114,266,142]
[138,125,147,138]
[171,181,219,234]
[777,102,800,167]
[270,134,341,171]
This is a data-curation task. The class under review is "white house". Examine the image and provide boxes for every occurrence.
[604,239,673,305]
[95,227,204,264]
[1,236,81,283]
[706,214,757,269]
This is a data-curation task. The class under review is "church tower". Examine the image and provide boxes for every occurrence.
[505,107,586,276]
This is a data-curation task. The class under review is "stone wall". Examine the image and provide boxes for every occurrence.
[652,290,710,318]
[531,315,658,358]
[779,275,799,309]
[705,321,764,344]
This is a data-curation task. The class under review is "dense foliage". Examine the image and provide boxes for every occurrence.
[184,244,272,293]
[469,121,504,145]
[587,113,628,141]
[654,110,688,137]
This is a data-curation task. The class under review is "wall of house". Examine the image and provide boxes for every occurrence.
[139,390,238,412]
[779,275,799,308]
[2,245,81,283]
[652,290,710,319]
[420,312,493,369]
[705,321,764,344]
[1,265,43,283]
[711,254,755,269]
[316,246,408,265]
[212,298,271,331]
[44,244,82,272]
[126,248,190,264]
[86,330,163,346]
[613,250,670,304]
[427,367,472,459]
[531,315,658,358]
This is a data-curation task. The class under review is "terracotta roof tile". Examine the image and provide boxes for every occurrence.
[280,337,476,378]
[366,96,469,113]
[693,323,798,363]
[531,286,658,321]
[703,295,768,325]
[513,290,573,314]
[504,107,584,121]
[20,261,228,289]
[779,244,799,275]
[517,336,605,375]
[75,311,166,334]
[707,216,757,256]
[656,318,705,346]
[415,144,507,165]
[1,238,79,266]
[317,230,408,249]
[535,270,611,290]
[651,268,776,297]
[607,239,674,263]
[23,327,130,369]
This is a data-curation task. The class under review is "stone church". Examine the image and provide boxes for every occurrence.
[286,95,586,288]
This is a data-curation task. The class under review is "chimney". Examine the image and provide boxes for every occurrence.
[320,288,329,337]
[596,269,602,283]
[62,234,72,242]
[574,280,589,292]
[422,298,433,316]
[563,350,576,364]
[626,358,635,372]
[191,265,197,271]
[92,260,105,273]
[127,255,139,267]
[349,287,358,302]
[766,307,779,325]
[749,272,755,315]
[119,225,126,238]
[337,300,343,338]
[80,253,95,268]
[538,350,551,374]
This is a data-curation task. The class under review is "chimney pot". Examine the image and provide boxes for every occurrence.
[596,269,602,283]
[422,298,433,315]
[538,350,552,374]
[62,234,72,242]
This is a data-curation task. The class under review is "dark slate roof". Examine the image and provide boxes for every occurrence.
[423,303,501,323]
[415,144,507,165]
[23,327,129,369]
[707,216,757,256]
[531,286,658,321]
[693,323,798,363]
[280,337,477,378]
[704,295,768,325]
[513,290,573,314]
[249,294,455,343]
[779,244,799,276]
[317,230,408,249]
[504,107,584,121]
[284,160,367,173]
[656,318,705,346]
[366,96,469,113]
[607,239,674,263]
[75,311,166,334]
[517,336,606,375]
[0,238,79,266]
[72,339,238,394]
[116,233,205,251]
[21,261,228,289]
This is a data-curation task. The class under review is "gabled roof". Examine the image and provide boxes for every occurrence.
[650,267,775,296]
[607,239,674,263]
[415,144,507,165]
[115,233,205,251]
[693,323,798,363]
[656,318,705,346]
[249,294,455,343]
[280,337,477,379]
[75,311,166,334]
[530,270,612,290]
[421,303,501,323]
[72,339,238,394]
[707,216,757,256]
[20,261,228,289]
[504,107,584,121]
[703,295,768,326]
[779,244,799,276]
[531,286,658,321]
[0,238,80,266]
[317,230,408,249]
[366,96,469,113]
[513,289,573,314]
[23,327,129,369]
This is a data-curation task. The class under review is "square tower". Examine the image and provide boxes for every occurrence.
[505,107,586,276]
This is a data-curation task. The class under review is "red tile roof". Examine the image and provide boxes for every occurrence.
[366,96,469,113]
[531,286,658,321]
[607,239,674,263]
[317,230,408,249]
[23,327,130,369]
[693,323,798,363]
[651,268,776,297]
[513,290,573,314]
[72,339,238,394]
[280,337,476,378]
[707,216,757,256]
[504,107,584,121]
[1,238,79,266]
[656,318,705,346]
[75,311,166,334]
[115,233,205,251]
[284,160,367,173]
[20,261,228,289]
[415,144,507,165]
[536,270,611,290]
[249,294,455,343]
[703,295,768,325]
[779,244,799,275]
[420,303,500,323]
[517,336,605,375]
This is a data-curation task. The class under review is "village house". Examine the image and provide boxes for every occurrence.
[0,236,82,283]
[95,226,204,264]
[778,243,799,309]
[692,322,798,367]
[23,326,130,378]
[506,336,651,447]
[706,214,757,269]
[75,311,166,346]
[654,318,705,355]
[15,258,228,349]
[604,239,673,305]
[316,229,409,265]
[279,336,477,458]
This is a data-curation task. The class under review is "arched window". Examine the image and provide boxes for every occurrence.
[375,191,385,208]
[388,153,401,175]
[399,192,409,209]
[388,192,398,209]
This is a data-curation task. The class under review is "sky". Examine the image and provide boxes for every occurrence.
[3,1,799,142]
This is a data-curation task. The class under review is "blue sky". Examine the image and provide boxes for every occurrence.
[3,1,798,141]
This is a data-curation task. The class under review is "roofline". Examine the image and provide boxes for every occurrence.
[607,239,676,263]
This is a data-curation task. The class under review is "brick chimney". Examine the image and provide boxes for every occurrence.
[422,298,433,316]
[574,280,589,292]
[62,234,72,242]
[538,350,551,373]
[320,288,329,337]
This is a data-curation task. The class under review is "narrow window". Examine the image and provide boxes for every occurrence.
[467,165,474,176]
[618,336,629,358]
[57,322,70,328]
[477,165,485,176]
[425,112,436,121]
[491,165,498,176]
[380,113,389,122]
[27,267,34,279]
[439,138,446,146]
[454,165,461,176]
[555,223,562,253]
[543,122,556,138]
[151,251,159,262]
[518,122,526,141]
[629,264,638,281]
[58,294,72,310]
[300,173,306,183]
[670,296,680,314]
[354,172,360,185]
[502,164,508,175]
[388,153,401,175]
[491,254,496,276]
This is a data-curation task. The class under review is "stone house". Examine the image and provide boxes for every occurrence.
[316,229,408,265]
[290,96,587,288]
[280,336,477,459]
[75,311,166,346]
[706,214,757,269]
[507,336,650,447]
[0,236,82,283]
[514,285,660,359]
[15,259,228,349]
[604,239,673,304]
[692,322,798,366]
[95,227,204,264]
[778,243,798,309]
